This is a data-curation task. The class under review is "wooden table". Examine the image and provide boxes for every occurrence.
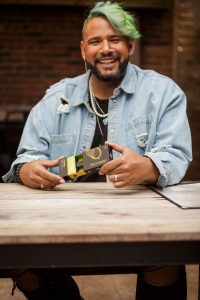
[0,182,200,297]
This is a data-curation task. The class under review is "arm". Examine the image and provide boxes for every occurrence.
[2,101,64,189]
[100,85,192,188]
[144,89,192,187]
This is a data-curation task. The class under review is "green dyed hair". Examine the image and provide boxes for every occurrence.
[82,1,141,40]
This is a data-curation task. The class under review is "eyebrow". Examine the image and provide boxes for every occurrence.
[87,34,124,43]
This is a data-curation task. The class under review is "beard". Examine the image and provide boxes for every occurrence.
[86,57,129,82]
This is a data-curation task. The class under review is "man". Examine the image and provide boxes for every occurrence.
[3,1,192,300]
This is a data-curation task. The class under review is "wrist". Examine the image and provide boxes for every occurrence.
[143,156,159,184]
[14,163,26,183]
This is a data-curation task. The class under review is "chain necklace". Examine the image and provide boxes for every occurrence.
[96,115,104,136]
[89,78,108,120]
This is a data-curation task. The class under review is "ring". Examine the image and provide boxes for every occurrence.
[114,174,118,182]
[40,183,44,189]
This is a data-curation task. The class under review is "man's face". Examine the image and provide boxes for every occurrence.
[81,17,134,82]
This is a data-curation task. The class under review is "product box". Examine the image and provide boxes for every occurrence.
[59,144,113,179]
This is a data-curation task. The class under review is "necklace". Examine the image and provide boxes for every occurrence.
[96,116,104,136]
[89,78,108,121]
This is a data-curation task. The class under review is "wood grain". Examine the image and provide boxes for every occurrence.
[0,183,200,245]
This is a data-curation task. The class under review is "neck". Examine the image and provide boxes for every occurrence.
[90,74,121,100]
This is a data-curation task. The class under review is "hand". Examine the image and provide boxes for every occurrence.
[99,141,159,188]
[19,159,65,189]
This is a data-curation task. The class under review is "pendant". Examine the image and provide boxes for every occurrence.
[102,117,108,126]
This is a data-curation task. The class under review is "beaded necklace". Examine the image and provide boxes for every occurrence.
[89,77,108,126]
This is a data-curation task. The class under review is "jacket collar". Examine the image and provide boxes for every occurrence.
[65,63,137,107]
[120,63,137,94]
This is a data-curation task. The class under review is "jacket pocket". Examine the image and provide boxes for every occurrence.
[126,114,153,153]
[50,134,75,159]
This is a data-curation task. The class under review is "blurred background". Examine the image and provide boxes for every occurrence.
[0,0,199,181]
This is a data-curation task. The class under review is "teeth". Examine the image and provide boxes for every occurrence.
[100,59,115,64]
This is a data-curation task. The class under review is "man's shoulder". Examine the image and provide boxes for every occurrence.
[133,64,177,86]
[133,64,168,80]
[44,73,87,97]
[129,64,184,95]
[123,64,180,95]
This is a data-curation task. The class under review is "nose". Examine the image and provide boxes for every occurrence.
[100,40,112,54]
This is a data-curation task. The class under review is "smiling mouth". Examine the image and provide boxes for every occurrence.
[99,59,117,64]
[95,56,119,65]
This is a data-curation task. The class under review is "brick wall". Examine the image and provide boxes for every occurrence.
[140,9,173,77]
[0,5,173,107]
[0,5,84,106]
[174,0,200,180]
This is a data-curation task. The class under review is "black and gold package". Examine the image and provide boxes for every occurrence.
[59,144,113,179]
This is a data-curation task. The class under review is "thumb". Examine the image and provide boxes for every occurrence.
[105,141,125,154]
[41,159,59,168]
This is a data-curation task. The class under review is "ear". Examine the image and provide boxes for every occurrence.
[80,41,86,60]
[128,40,135,56]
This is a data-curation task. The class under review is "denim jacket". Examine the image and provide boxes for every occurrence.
[3,63,192,187]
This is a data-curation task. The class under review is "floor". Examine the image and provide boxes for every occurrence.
[0,265,198,300]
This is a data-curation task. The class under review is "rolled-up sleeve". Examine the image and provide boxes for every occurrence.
[2,103,51,183]
[144,87,192,187]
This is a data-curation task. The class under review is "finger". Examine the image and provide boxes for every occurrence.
[35,174,63,190]
[108,173,127,188]
[113,180,127,188]
[39,180,55,190]
[105,141,125,154]
[108,173,123,183]
[26,174,44,189]
[37,168,65,185]
[105,165,123,175]
[34,160,64,184]
[99,158,122,175]
[41,159,60,168]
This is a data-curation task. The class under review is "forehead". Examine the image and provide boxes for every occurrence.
[82,16,120,40]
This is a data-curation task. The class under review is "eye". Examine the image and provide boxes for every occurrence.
[88,39,100,46]
[110,38,121,43]
[91,41,99,46]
